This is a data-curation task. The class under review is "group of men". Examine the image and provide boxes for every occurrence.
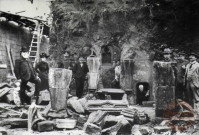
[14,45,199,109]
[162,48,199,108]
[14,46,89,105]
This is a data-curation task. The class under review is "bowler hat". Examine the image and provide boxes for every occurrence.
[20,46,29,52]
[40,52,49,58]
[188,53,199,58]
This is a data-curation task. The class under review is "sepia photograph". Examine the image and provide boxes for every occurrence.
[0,0,199,134]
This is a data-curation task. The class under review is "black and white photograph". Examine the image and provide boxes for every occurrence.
[0,0,199,134]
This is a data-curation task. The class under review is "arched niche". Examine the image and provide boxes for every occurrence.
[101,46,112,65]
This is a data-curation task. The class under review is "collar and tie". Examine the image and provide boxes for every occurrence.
[189,61,196,69]
[189,63,193,69]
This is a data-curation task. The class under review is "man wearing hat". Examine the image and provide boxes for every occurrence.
[175,52,188,100]
[185,53,199,107]
[14,46,41,105]
[35,52,49,91]
[162,48,173,62]
[73,57,89,98]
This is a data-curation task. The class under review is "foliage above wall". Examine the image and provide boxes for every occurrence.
[50,0,199,61]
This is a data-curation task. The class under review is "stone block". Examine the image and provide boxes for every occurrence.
[6,93,14,104]
[47,111,68,119]
[76,115,88,130]
[0,118,27,128]
[83,122,101,135]
[155,86,175,117]
[135,111,149,125]
[55,118,77,129]
[38,90,50,105]
[37,120,54,132]
[131,125,153,135]
[154,125,172,134]
[67,97,85,113]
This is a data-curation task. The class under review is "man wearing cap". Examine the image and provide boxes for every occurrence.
[185,53,199,107]
[175,52,188,100]
[162,48,173,62]
[73,57,89,98]
[14,46,41,105]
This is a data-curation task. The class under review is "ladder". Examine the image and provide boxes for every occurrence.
[29,21,44,67]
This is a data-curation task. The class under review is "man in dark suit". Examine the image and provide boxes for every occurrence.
[14,46,41,105]
[73,57,89,98]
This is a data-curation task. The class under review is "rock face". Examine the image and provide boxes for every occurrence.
[50,1,155,102]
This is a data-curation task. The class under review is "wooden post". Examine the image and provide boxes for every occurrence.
[153,61,176,117]
[49,68,72,111]
[5,44,15,76]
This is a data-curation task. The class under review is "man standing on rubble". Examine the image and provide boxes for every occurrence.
[73,57,89,98]
[185,53,199,107]
[14,46,41,105]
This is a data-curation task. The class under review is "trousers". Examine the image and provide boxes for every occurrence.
[20,77,41,104]
[75,77,85,98]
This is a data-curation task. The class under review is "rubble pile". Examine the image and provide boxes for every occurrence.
[0,79,199,135]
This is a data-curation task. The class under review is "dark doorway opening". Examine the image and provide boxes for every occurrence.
[136,82,150,105]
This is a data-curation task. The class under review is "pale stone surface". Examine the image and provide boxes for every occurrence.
[67,97,85,113]
[55,118,77,129]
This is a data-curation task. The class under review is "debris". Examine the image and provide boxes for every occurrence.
[28,102,45,132]
[135,111,149,125]
[87,110,107,124]
[154,125,172,134]
[67,97,85,113]
[0,118,28,128]
[0,106,28,119]
[55,118,77,129]
[0,127,7,135]
[37,120,54,132]
[83,122,101,135]
[47,110,68,119]
[102,115,131,135]
[76,114,88,130]
[0,87,12,98]
[131,125,153,135]
[121,107,138,122]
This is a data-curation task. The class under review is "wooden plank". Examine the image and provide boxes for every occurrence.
[5,44,15,76]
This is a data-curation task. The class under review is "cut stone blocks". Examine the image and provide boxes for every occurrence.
[55,118,77,129]
[37,120,54,132]
[0,118,27,128]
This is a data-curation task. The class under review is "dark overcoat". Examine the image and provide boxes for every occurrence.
[14,58,37,81]
[73,62,89,79]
